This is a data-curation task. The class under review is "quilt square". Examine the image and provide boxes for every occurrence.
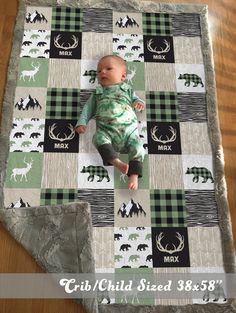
[180,122,212,155]
[41,153,78,188]
[114,189,151,227]
[147,122,181,155]
[78,189,114,227]
[178,93,207,122]
[146,92,178,122]
[40,188,77,205]
[49,31,82,59]
[48,59,81,88]
[114,227,153,268]
[43,119,79,153]
[144,36,174,63]
[46,88,80,119]
[4,188,41,208]
[149,155,184,189]
[10,118,45,153]
[114,154,149,190]
[115,268,155,305]
[83,8,113,32]
[93,227,115,268]
[171,13,201,37]
[142,13,172,36]
[4,152,43,189]
[80,60,98,89]
[20,30,50,58]
[182,155,215,190]
[185,190,219,227]
[51,7,83,32]
[188,227,224,267]
[81,32,113,60]
[17,58,49,88]
[24,6,52,30]
[175,64,205,93]
[151,227,190,267]
[150,189,186,227]
[126,62,145,90]
[113,34,144,62]
[78,153,114,189]
[113,12,143,34]
[13,87,47,119]
[173,37,203,64]
[78,119,97,153]
[145,63,176,91]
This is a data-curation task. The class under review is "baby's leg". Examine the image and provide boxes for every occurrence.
[128,174,138,190]
[126,134,145,190]
[93,130,129,173]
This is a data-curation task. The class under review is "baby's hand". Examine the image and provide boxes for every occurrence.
[75,125,87,134]
[132,101,145,111]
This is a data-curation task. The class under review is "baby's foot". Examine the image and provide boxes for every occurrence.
[111,158,129,175]
[128,175,138,190]
[119,162,129,175]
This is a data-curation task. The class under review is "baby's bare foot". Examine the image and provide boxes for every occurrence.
[128,175,138,190]
[110,158,129,174]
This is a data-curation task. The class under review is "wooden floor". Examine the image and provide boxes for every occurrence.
[0,0,235,312]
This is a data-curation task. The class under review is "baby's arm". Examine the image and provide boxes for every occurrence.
[131,91,145,111]
[75,93,96,134]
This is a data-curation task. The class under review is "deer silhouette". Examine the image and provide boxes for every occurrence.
[10,157,33,182]
[20,62,40,82]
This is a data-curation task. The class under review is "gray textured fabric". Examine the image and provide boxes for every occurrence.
[0,0,235,313]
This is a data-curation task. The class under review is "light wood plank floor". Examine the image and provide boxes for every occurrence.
[0,0,235,312]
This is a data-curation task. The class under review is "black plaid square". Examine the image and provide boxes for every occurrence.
[46,88,80,119]
[40,189,77,205]
[146,92,178,122]
[52,7,83,32]
[150,190,186,227]
[143,13,172,36]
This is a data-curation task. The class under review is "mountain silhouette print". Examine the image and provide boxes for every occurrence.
[115,15,139,28]
[15,95,42,111]
[25,11,48,23]
[117,199,146,218]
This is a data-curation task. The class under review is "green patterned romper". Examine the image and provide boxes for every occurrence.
[77,82,145,176]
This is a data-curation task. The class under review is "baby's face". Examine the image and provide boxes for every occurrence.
[97,57,127,87]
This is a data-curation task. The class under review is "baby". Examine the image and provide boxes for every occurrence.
[75,55,145,190]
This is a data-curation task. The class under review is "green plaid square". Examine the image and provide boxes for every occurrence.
[40,189,77,205]
[143,13,172,36]
[46,88,80,119]
[51,7,83,32]
[146,92,178,122]
[150,190,186,227]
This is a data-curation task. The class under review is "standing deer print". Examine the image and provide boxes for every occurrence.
[10,157,33,182]
[20,62,40,82]
[126,66,136,84]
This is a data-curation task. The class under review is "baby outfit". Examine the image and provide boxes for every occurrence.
[77,82,145,177]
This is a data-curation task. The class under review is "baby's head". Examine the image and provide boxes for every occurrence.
[97,55,127,87]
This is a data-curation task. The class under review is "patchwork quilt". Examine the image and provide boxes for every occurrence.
[1,1,235,312]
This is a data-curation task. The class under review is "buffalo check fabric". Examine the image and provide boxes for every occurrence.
[46,88,80,119]
[142,13,172,36]
[150,189,186,227]
[40,188,77,205]
[51,7,83,31]
[4,5,225,306]
[146,92,178,121]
